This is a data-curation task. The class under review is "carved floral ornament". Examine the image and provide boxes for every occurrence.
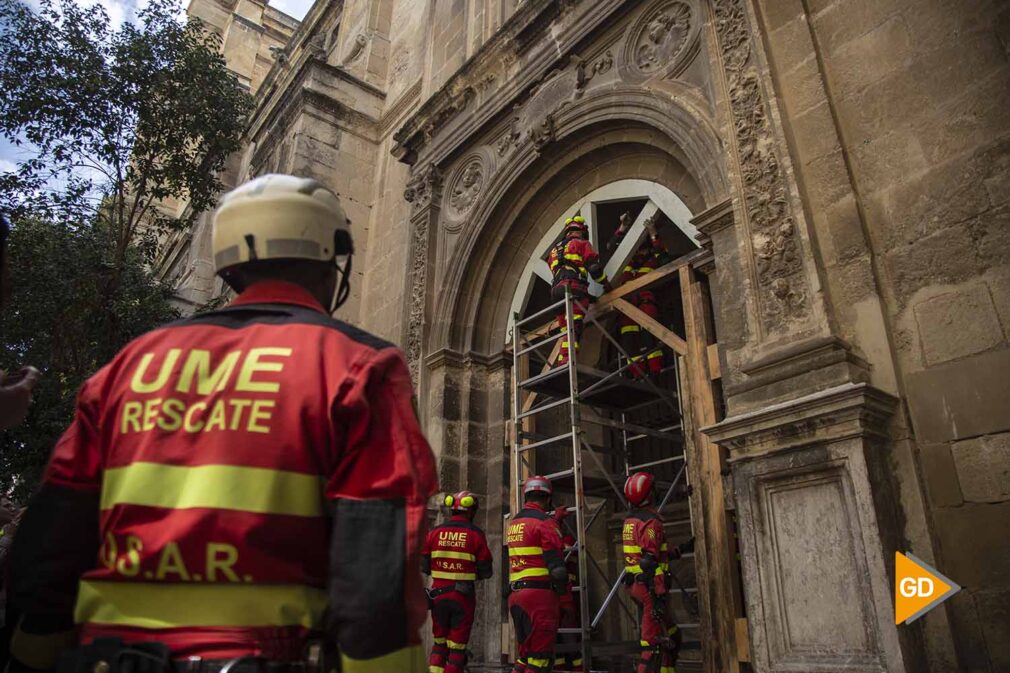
[712,0,809,327]
[628,1,694,76]
[403,163,444,212]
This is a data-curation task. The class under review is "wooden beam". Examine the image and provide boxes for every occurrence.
[680,264,740,673]
[708,343,721,380]
[611,298,689,356]
[591,248,707,316]
[735,618,750,663]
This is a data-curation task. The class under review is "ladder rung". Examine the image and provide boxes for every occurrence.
[519,365,567,389]
[628,454,685,470]
[518,430,574,453]
[626,423,683,443]
[556,627,584,634]
[669,587,699,594]
[517,396,569,419]
[545,467,574,480]
[515,297,566,328]
[518,330,563,356]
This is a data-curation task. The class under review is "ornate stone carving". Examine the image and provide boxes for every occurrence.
[342,33,368,66]
[497,125,521,156]
[629,2,693,75]
[389,49,410,84]
[403,163,443,212]
[713,0,809,330]
[528,113,556,154]
[447,159,484,218]
[574,50,613,96]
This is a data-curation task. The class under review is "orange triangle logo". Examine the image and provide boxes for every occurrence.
[895,551,960,624]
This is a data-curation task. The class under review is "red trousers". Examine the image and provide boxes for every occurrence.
[617,292,663,377]
[554,596,583,672]
[429,590,476,673]
[509,588,559,673]
[552,287,589,366]
[627,582,681,673]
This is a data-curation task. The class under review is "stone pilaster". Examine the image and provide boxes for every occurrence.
[403,163,444,390]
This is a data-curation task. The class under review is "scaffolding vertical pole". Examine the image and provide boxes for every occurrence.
[564,288,593,670]
[511,314,523,517]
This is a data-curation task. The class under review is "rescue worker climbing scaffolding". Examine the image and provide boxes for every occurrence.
[607,212,672,378]
[7,175,438,673]
[421,490,493,673]
[507,476,566,673]
[622,472,688,673]
[547,216,608,367]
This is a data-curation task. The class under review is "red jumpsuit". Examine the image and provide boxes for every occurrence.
[547,235,607,366]
[8,280,438,672]
[608,228,671,377]
[421,514,493,673]
[506,502,565,673]
[554,535,583,673]
[623,508,681,673]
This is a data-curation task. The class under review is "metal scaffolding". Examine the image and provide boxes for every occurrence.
[509,279,701,671]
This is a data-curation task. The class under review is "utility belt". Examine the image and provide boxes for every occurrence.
[622,571,671,587]
[426,581,475,600]
[509,579,554,592]
[57,639,315,673]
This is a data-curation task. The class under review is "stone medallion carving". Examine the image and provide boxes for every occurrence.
[446,158,485,220]
[626,1,695,77]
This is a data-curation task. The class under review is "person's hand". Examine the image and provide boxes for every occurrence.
[645,218,658,238]
[553,506,570,521]
[618,212,630,231]
[0,366,40,430]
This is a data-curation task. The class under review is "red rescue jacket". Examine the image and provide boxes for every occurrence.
[421,514,493,588]
[506,502,564,585]
[12,281,438,667]
[622,507,670,593]
[608,228,671,303]
[548,236,607,293]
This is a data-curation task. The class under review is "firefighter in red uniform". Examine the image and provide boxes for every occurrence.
[506,477,566,673]
[7,175,438,673]
[607,213,672,378]
[547,216,609,366]
[622,472,685,673]
[421,490,493,673]
[553,529,583,673]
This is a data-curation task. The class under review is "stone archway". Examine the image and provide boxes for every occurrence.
[415,96,744,668]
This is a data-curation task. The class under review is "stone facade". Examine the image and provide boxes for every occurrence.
[162,1,1010,671]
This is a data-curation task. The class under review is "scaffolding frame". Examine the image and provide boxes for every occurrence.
[509,250,712,671]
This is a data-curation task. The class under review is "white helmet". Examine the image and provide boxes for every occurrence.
[212,174,354,308]
[212,174,352,276]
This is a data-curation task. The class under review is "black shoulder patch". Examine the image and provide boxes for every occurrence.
[164,303,396,351]
[515,508,548,522]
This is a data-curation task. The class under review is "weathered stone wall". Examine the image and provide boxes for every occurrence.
[755,1,1010,670]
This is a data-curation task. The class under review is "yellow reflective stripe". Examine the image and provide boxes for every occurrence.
[564,254,584,262]
[431,570,477,580]
[342,645,425,673]
[446,640,466,650]
[620,325,640,334]
[647,350,663,359]
[528,658,551,667]
[640,640,651,647]
[660,543,669,550]
[430,550,476,561]
[75,580,327,629]
[433,637,447,645]
[623,266,634,273]
[657,565,668,574]
[101,462,323,517]
[637,267,655,274]
[626,564,642,573]
[429,667,444,673]
[623,544,642,553]
[509,546,544,556]
[509,567,550,580]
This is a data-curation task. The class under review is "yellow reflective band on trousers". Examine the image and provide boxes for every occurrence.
[75,580,327,629]
[430,550,476,561]
[620,325,640,334]
[509,566,550,581]
[527,657,552,668]
[447,640,466,650]
[431,570,477,580]
[429,666,444,673]
[101,462,324,517]
[342,645,426,673]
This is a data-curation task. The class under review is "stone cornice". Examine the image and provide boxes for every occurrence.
[691,198,735,241]
[704,383,898,463]
[380,79,422,139]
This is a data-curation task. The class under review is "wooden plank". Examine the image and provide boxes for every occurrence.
[735,618,751,663]
[708,343,721,380]
[591,248,707,316]
[680,264,740,673]
[611,297,689,356]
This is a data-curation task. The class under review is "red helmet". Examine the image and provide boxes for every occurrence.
[624,472,655,506]
[523,475,553,497]
[444,490,478,512]
[564,215,588,237]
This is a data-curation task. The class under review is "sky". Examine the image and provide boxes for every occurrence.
[0,0,314,174]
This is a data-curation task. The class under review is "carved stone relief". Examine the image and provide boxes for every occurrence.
[632,2,692,74]
[574,50,614,97]
[404,164,444,381]
[447,158,485,220]
[713,0,809,332]
[389,48,411,85]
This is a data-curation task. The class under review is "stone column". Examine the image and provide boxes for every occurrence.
[403,163,444,391]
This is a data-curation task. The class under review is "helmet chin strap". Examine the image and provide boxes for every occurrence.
[329,253,353,313]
